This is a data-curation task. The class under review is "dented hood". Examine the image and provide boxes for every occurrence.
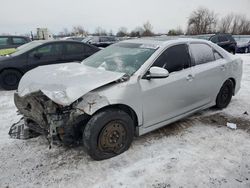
[17,63,125,106]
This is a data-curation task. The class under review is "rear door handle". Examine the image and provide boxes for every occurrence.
[186,74,194,81]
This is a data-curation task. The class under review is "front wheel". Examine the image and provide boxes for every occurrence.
[83,109,134,160]
[0,69,22,90]
[215,80,234,109]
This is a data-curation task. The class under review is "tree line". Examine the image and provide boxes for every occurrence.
[186,7,250,35]
[58,7,250,37]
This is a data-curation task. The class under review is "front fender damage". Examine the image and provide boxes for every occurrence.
[9,91,109,146]
[76,92,110,115]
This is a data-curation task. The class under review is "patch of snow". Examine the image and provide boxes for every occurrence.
[0,54,250,188]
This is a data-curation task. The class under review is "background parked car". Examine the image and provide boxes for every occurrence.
[82,36,117,48]
[235,38,250,53]
[63,36,85,41]
[209,34,237,54]
[0,35,31,56]
[0,35,31,50]
[0,40,99,90]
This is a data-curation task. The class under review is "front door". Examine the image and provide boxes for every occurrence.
[26,43,64,71]
[140,44,197,128]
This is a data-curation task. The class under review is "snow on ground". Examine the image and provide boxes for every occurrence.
[0,54,250,188]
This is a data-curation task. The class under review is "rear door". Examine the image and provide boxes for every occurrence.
[63,42,96,62]
[189,43,228,105]
[26,43,64,71]
[140,44,197,127]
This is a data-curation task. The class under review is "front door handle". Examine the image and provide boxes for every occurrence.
[186,74,194,81]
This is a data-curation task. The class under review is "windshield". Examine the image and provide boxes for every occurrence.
[11,41,45,56]
[81,42,157,75]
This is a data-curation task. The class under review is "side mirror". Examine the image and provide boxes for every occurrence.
[33,52,43,59]
[145,66,169,80]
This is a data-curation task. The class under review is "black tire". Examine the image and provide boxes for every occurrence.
[216,80,234,109]
[0,69,22,90]
[83,109,134,160]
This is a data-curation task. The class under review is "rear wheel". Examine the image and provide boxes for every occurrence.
[216,80,234,109]
[0,69,22,90]
[83,109,134,160]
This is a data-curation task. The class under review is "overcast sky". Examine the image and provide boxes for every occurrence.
[1,0,250,35]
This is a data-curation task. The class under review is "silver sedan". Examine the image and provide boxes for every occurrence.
[13,38,243,160]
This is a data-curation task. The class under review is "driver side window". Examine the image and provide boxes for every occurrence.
[29,44,62,57]
[153,44,191,73]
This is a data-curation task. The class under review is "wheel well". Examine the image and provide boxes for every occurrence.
[93,104,139,131]
[228,77,236,95]
[0,68,23,75]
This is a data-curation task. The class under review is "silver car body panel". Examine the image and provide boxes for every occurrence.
[17,38,243,136]
[18,63,125,106]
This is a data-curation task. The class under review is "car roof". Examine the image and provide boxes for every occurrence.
[33,40,85,44]
[0,35,29,38]
[121,37,212,48]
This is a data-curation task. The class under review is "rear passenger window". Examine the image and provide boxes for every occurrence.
[190,43,215,65]
[0,37,9,46]
[13,37,27,45]
[153,44,191,73]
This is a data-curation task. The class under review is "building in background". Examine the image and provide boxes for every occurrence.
[37,28,53,40]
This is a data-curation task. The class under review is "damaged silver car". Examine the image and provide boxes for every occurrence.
[11,38,243,160]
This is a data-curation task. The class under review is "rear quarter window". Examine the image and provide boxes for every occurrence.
[190,43,215,65]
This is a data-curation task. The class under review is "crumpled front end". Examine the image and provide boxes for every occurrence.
[12,91,89,145]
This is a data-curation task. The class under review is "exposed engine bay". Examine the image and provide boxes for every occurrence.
[9,92,89,145]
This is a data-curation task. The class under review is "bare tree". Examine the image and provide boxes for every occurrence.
[219,14,234,33]
[116,27,128,37]
[142,21,154,36]
[108,30,114,36]
[218,14,250,34]
[63,28,69,36]
[130,27,144,37]
[168,26,184,36]
[72,25,87,36]
[94,27,107,36]
[187,7,217,35]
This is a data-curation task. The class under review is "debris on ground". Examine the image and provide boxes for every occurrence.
[227,122,237,130]
[9,118,40,139]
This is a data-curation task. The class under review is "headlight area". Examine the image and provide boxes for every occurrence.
[12,92,90,146]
